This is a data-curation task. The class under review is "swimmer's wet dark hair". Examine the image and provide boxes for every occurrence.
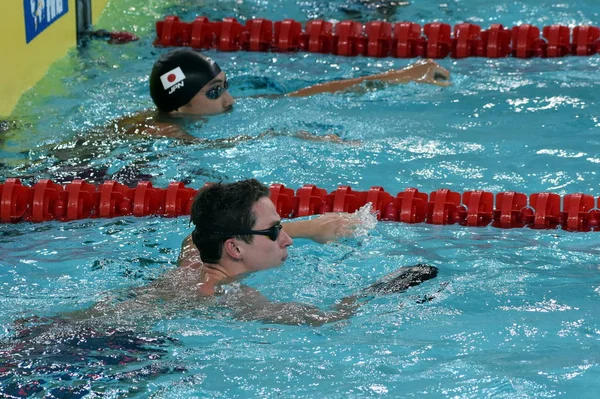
[190,179,270,263]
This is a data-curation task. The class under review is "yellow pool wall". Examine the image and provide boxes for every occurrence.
[0,0,110,118]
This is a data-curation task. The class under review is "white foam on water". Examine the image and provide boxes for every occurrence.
[350,202,378,237]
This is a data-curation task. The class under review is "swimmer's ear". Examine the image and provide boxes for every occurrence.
[223,238,243,260]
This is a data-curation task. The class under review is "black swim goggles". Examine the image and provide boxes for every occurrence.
[204,79,229,100]
[215,222,283,241]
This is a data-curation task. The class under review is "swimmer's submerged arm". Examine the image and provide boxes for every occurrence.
[286,58,451,97]
[115,111,255,144]
[258,128,357,145]
[225,264,439,326]
[223,286,361,327]
[114,112,199,141]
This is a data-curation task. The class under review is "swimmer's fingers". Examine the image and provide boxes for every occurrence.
[411,59,451,85]
[432,78,453,87]
[432,65,450,81]
[428,65,452,86]
[331,216,362,238]
[412,58,436,66]
[309,213,361,243]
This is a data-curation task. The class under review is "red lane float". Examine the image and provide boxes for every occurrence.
[572,26,600,56]
[304,20,334,53]
[0,178,29,223]
[427,188,461,225]
[274,19,303,52]
[461,190,494,227]
[3,179,600,232]
[190,16,213,49]
[64,180,96,221]
[365,21,392,57]
[511,24,543,58]
[452,23,481,59]
[543,25,570,57]
[424,23,451,58]
[476,24,511,58]
[31,179,63,222]
[244,18,273,52]
[392,22,422,58]
[154,17,600,59]
[562,193,595,231]
[296,184,328,217]
[384,188,428,223]
[156,16,189,47]
[333,21,364,56]
[492,192,529,229]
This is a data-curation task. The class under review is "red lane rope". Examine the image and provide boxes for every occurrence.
[1,178,599,231]
[154,16,600,59]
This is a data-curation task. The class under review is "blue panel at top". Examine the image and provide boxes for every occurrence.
[24,0,70,44]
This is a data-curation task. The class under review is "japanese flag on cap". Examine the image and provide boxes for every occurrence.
[150,49,222,112]
[160,67,186,90]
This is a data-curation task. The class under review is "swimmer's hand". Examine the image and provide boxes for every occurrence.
[283,213,362,244]
[378,59,452,87]
[363,264,438,295]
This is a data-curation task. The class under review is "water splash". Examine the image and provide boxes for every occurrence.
[351,202,378,237]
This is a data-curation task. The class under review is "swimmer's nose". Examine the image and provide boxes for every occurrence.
[279,230,293,248]
[222,91,235,108]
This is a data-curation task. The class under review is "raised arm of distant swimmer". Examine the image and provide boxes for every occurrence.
[287,58,451,97]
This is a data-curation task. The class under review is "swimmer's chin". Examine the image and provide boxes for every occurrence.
[183,106,234,118]
[204,106,234,117]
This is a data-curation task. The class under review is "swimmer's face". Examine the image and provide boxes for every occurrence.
[176,72,235,116]
[234,197,293,272]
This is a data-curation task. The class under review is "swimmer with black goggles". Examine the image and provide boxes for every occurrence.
[148,48,451,121]
[213,221,283,242]
[149,49,235,117]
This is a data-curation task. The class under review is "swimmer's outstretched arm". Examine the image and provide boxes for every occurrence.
[258,128,358,145]
[286,58,451,97]
[280,213,360,244]
[177,214,359,268]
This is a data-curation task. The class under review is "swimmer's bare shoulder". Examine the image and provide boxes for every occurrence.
[111,110,198,140]
[153,265,215,298]
[176,235,234,297]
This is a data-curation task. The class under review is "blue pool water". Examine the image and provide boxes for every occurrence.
[1,0,600,397]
